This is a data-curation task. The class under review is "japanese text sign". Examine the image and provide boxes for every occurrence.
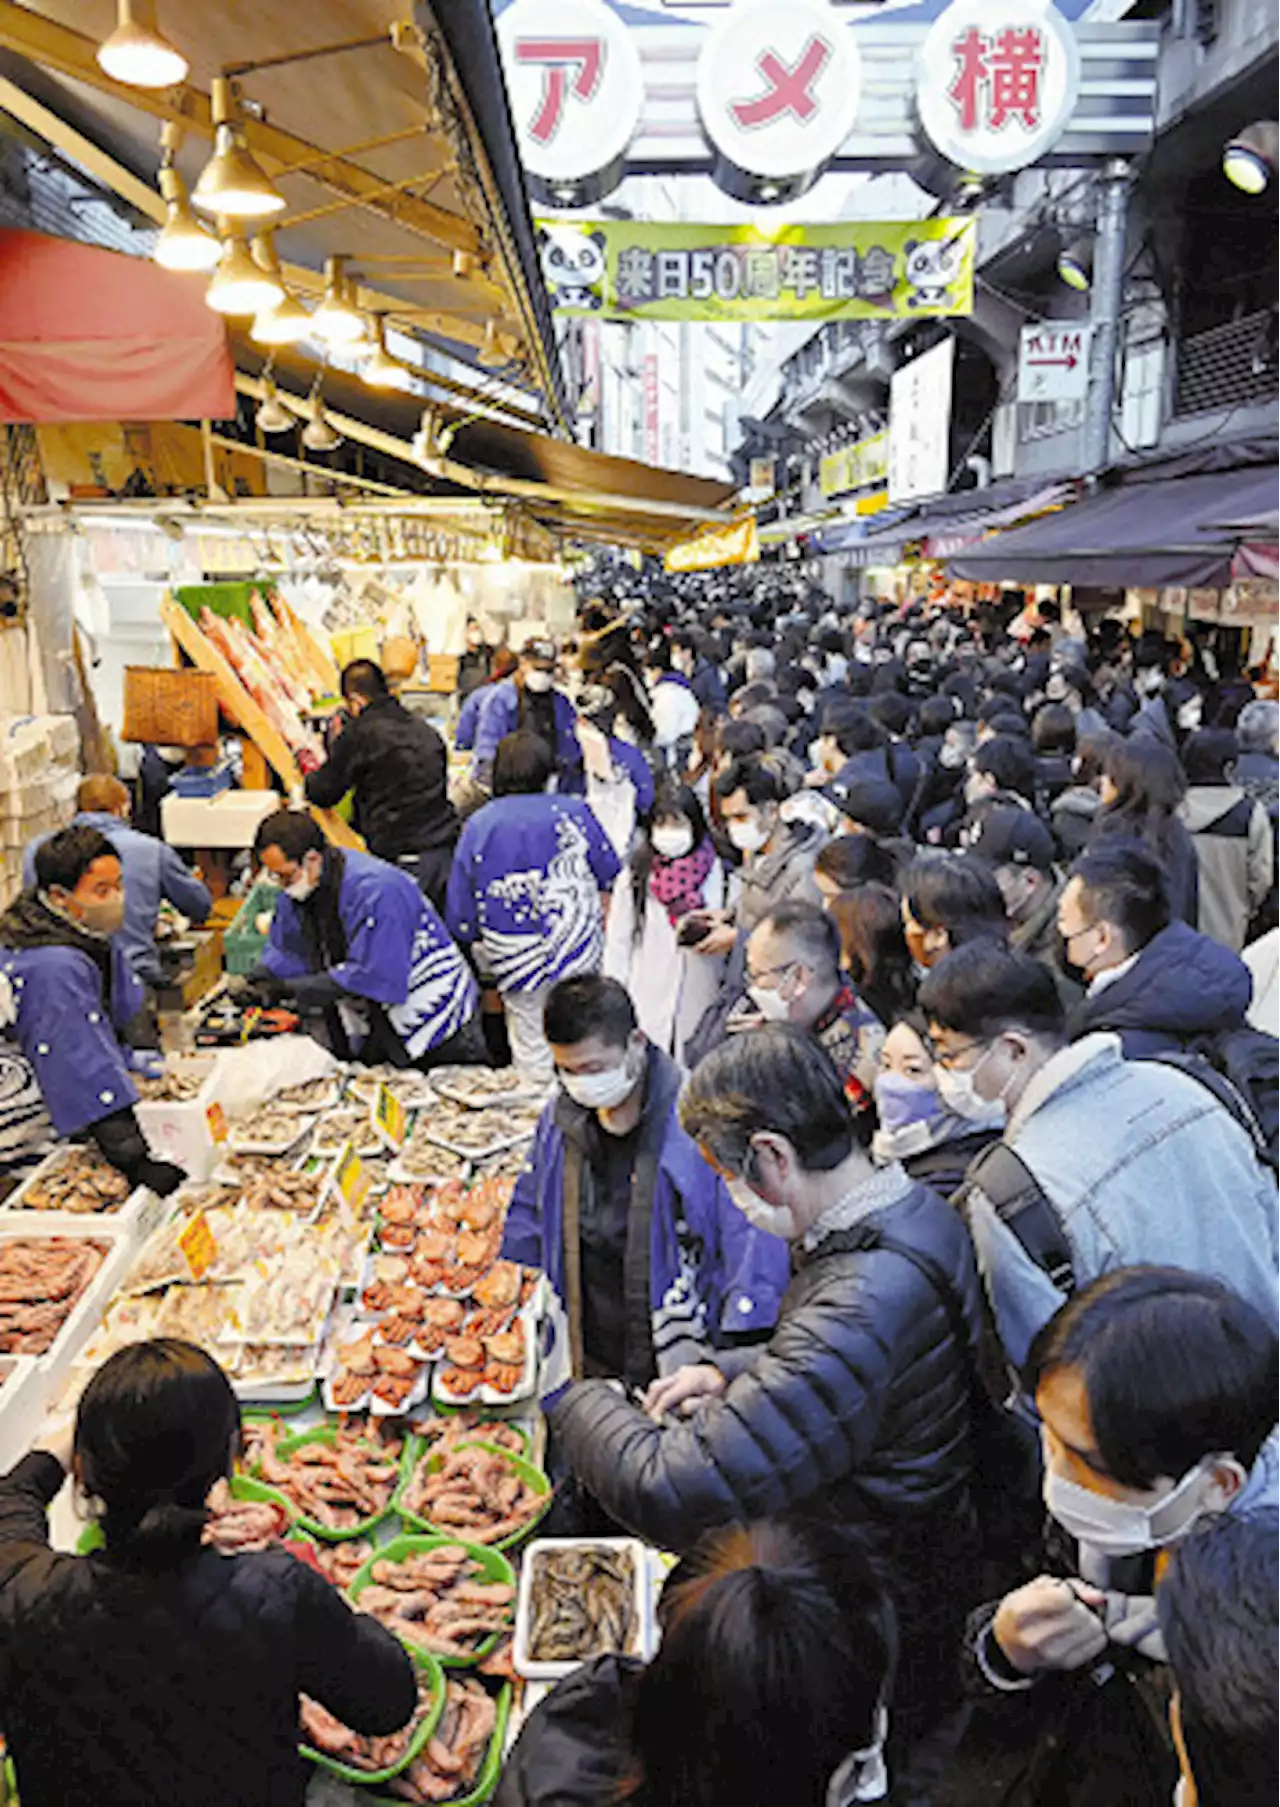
[535,218,975,322]
[372,1082,407,1153]
[917,0,1080,175]
[496,0,643,184]
[205,1101,228,1144]
[1017,322,1092,403]
[696,0,861,180]
[820,430,889,499]
[178,1210,219,1283]
[330,1144,373,1220]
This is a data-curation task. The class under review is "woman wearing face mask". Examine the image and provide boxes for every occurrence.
[871,1017,1003,1195]
[0,825,187,1195]
[603,787,736,1064]
[1090,739,1199,925]
[963,1266,1278,1807]
[495,1520,896,1807]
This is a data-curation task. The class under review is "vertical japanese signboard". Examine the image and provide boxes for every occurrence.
[889,339,956,506]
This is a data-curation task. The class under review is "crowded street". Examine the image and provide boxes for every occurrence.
[0,2,1275,1805]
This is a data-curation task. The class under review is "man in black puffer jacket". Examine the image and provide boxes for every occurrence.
[546,1026,984,1802]
[305,659,457,910]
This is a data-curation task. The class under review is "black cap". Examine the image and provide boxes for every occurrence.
[969,804,1056,872]
[520,637,555,664]
[825,774,903,835]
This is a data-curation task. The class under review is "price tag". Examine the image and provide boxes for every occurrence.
[178,1210,219,1282]
[373,1081,407,1152]
[331,1142,373,1220]
[205,1102,228,1145]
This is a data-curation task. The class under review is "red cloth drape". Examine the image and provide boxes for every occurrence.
[0,228,235,422]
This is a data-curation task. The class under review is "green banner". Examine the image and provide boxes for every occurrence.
[535,218,975,322]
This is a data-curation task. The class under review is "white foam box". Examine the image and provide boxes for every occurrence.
[136,1055,227,1182]
[0,1221,132,1417]
[0,1354,48,1477]
[0,1153,167,1249]
[513,1537,655,1682]
[161,790,283,851]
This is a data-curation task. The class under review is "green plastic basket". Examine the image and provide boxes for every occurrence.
[347,1533,516,1669]
[223,877,280,976]
[367,1682,511,1807]
[394,1438,552,1553]
[75,1475,296,1556]
[300,1647,445,1788]
[250,1423,406,1542]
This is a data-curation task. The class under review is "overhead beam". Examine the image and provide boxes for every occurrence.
[0,2,479,256]
[0,73,535,390]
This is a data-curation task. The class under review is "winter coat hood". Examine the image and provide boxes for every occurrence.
[1181,782,1249,833]
[1077,919,1252,1049]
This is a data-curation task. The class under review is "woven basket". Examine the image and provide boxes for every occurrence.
[122,667,219,747]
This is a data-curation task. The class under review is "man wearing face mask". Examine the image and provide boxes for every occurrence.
[740,903,883,1107]
[469,638,583,793]
[963,1267,1277,1807]
[504,976,786,1394]
[241,810,484,1070]
[543,1025,983,1798]
[967,806,1082,1008]
[919,942,1279,1375]
[0,827,186,1194]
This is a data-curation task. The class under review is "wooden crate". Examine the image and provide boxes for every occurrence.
[426,654,460,694]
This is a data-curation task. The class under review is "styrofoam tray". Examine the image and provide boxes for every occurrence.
[431,1299,539,1410]
[512,1538,654,1681]
[0,1353,50,1476]
[1,1222,133,1408]
[429,1070,550,1111]
[0,1149,159,1245]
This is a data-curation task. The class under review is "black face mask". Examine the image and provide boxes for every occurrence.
[1058,934,1091,991]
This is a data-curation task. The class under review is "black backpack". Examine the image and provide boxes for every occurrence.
[1157,1029,1278,1173]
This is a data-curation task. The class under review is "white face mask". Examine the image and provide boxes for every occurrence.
[558,1050,639,1113]
[1043,1456,1231,1559]
[652,824,694,860]
[933,1044,1007,1124]
[284,861,320,903]
[726,1174,793,1238]
[728,815,770,854]
[826,1706,890,1807]
[748,982,794,1022]
[1177,699,1203,732]
[524,669,553,694]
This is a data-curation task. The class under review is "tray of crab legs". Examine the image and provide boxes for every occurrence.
[323,1171,546,1414]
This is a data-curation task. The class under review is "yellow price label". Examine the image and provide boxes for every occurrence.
[373,1082,407,1151]
[205,1102,228,1144]
[178,1210,219,1282]
[332,1143,373,1219]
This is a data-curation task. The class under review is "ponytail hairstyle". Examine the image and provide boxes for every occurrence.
[75,1338,241,1564]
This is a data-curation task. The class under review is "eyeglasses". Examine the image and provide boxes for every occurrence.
[923,1033,986,1071]
[746,958,798,990]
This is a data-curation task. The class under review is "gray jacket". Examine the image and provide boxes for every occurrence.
[1179,784,1274,952]
[966,1033,1280,1371]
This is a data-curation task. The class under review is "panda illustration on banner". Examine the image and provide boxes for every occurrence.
[902,235,966,310]
[538,224,608,310]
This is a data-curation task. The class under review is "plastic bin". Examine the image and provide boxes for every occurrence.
[224,879,279,975]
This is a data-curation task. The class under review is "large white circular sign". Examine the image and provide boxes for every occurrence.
[497,0,644,184]
[697,0,862,180]
[917,0,1080,175]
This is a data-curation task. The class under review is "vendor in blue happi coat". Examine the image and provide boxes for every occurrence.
[239,811,485,1070]
[0,825,187,1193]
[470,638,583,790]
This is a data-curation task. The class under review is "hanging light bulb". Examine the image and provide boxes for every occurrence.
[248,234,312,344]
[302,404,343,452]
[255,373,294,434]
[1222,121,1278,193]
[477,318,506,368]
[361,318,402,387]
[192,77,285,219]
[97,0,187,88]
[153,164,219,271]
[312,257,368,345]
[206,224,285,315]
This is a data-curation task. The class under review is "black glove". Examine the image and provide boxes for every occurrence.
[286,972,344,1012]
[90,1107,187,1197]
[242,968,291,1007]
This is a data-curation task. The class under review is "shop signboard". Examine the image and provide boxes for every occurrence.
[534,218,975,321]
[1017,322,1092,403]
[696,0,862,183]
[888,339,955,505]
[642,352,660,463]
[495,0,644,189]
[665,513,761,572]
[749,457,777,495]
[819,429,889,499]
[916,0,1080,175]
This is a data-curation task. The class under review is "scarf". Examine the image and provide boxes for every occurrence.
[0,888,114,1011]
[648,837,716,928]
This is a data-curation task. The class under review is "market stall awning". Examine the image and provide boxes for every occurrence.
[833,478,1071,569]
[947,460,1280,588]
[0,228,234,423]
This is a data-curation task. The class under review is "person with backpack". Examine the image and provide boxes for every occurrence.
[961,1267,1278,1807]
[1178,729,1274,953]
[918,942,1278,1373]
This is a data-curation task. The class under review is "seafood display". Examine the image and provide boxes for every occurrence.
[470,1141,534,1183]
[252,1422,403,1532]
[227,1107,304,1153]
[0,1237,107,1354]
[202,1479,290,1553]
[240,1171,325,1215]
[420,1102,535,1156]
[310,1106,383,1157]
[272,1075,340,1112]
[400,1443,545,1545]
[354,1543,515,1659]
[416,1414,527,1462]
[430,1068,546,1108]
[12,1149,132,1214]
[309,1538,374,1590]
[135,1063,210,1102]
[346,1068,436,1111]
[394,1129,468,1184]
[300,1670,439,1776]
[385,1676,498,1802]
[525,1545,639,1665]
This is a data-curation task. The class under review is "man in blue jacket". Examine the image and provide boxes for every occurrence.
[470,638,582,791]
[504,974,787,1391]
[24,775,210,986]
[1058,839,1255,1056]
[244,810,483,1069]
